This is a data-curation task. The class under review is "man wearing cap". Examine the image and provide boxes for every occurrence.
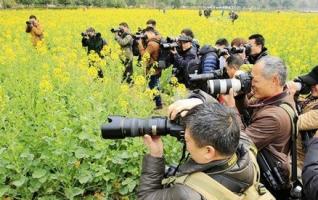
[288,65,318,200]
[171,34,197,85]
[171,35,197,70]
[288,66,318,166]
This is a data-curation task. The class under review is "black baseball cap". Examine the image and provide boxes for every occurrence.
[178,35,193,42]
[299,65,318,86]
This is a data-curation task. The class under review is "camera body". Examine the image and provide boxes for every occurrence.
[217,44,252,58]
[25,21,34,33]
[110,27,124,34]
[101,116,185,140]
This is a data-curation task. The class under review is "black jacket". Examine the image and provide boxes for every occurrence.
[302,137,318,200]
[137,134,255,200]
[82,33,107,57]
[173,46,197,69]
[247,47,268,64]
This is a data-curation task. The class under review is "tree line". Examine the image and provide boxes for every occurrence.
[1,0,318,11]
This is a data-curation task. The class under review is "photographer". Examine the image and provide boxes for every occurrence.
[138,102,255,199]
[231,38,248,63]
[138,27,163,109]
[146,19,160,35]
[169,56,295,199]
[224,55,244,79]
[25,15,43,47]
[113,22,134,84]
[215,38,229,69]
[247,34,268,64]
[82,27,107,57]
[288,66,318,168]
[302,135,318,200]
[181,28,200,52]
[171,35,197,82]
[81,27,107,78]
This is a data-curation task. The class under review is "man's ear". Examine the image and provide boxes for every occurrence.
[204,146,216,162]
[272,74,280,86]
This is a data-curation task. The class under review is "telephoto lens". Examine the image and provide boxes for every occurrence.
[207,73,252,95]
[101,116,185,140]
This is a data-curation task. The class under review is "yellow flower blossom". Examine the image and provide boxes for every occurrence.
[39,78,53,93]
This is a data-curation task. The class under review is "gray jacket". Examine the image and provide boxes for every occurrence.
[137,135,255,200]
[115,32,133,60]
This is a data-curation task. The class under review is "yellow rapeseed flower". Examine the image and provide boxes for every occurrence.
[39,78,53,93]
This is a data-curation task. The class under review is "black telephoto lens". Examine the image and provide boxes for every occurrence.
[101,116,184,140]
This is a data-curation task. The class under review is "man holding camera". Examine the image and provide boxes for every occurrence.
[81,27,107,78]
[288,66,318,200]
[113,22,134,84]
[288,66,318,163]
[25,15,43,47]
[138,27,163,109]
[137,102,255,199]
[169,56,295,199]
[171,35,197,79]
[224,55,244,79]
[247,34,268,64]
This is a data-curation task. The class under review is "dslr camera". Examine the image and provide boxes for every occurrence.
[110,27,124,34]
[217,44,252,57]
[25,20,34,33]
[101,116,184,140]
[161,37,179,50]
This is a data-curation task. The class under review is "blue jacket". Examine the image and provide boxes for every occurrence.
[201,52,219,73]
[199,45,219,74]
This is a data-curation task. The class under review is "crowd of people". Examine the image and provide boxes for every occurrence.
[25,14,318,200]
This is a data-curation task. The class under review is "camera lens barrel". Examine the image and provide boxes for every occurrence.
[101,116,184,140]
[208,79,242,95]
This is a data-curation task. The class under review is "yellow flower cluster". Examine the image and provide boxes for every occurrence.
[39,76,53,93]
[53,67,70,84]
[133,75,146,87]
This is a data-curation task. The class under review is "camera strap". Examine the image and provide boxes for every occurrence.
[173,139,189,176]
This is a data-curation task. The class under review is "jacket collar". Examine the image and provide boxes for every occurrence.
[250,47,268,61]
[177,145,246,176]
[249,90,288,108]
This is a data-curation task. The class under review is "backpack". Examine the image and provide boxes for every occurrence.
[185,45,219,75]
[172,146,276,200]
[182,45,220,89]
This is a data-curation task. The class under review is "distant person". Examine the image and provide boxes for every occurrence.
[112,22,134,84]
[81,27,107,78]
[25,15,44,46]
[146,19,160,35]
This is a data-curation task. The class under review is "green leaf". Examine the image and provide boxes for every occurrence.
[74,148,88,159]
[77,171,92,184]
[12,176,27,187]
[65,187,84,199]
[32,168,46,179]
[20,152,34,161]
[0,185,10,196]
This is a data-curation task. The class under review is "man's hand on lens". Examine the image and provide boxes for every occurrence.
[168,98,203,120]
[143,134,163,158]
[170,48,177,55]
[220,89,236,108]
